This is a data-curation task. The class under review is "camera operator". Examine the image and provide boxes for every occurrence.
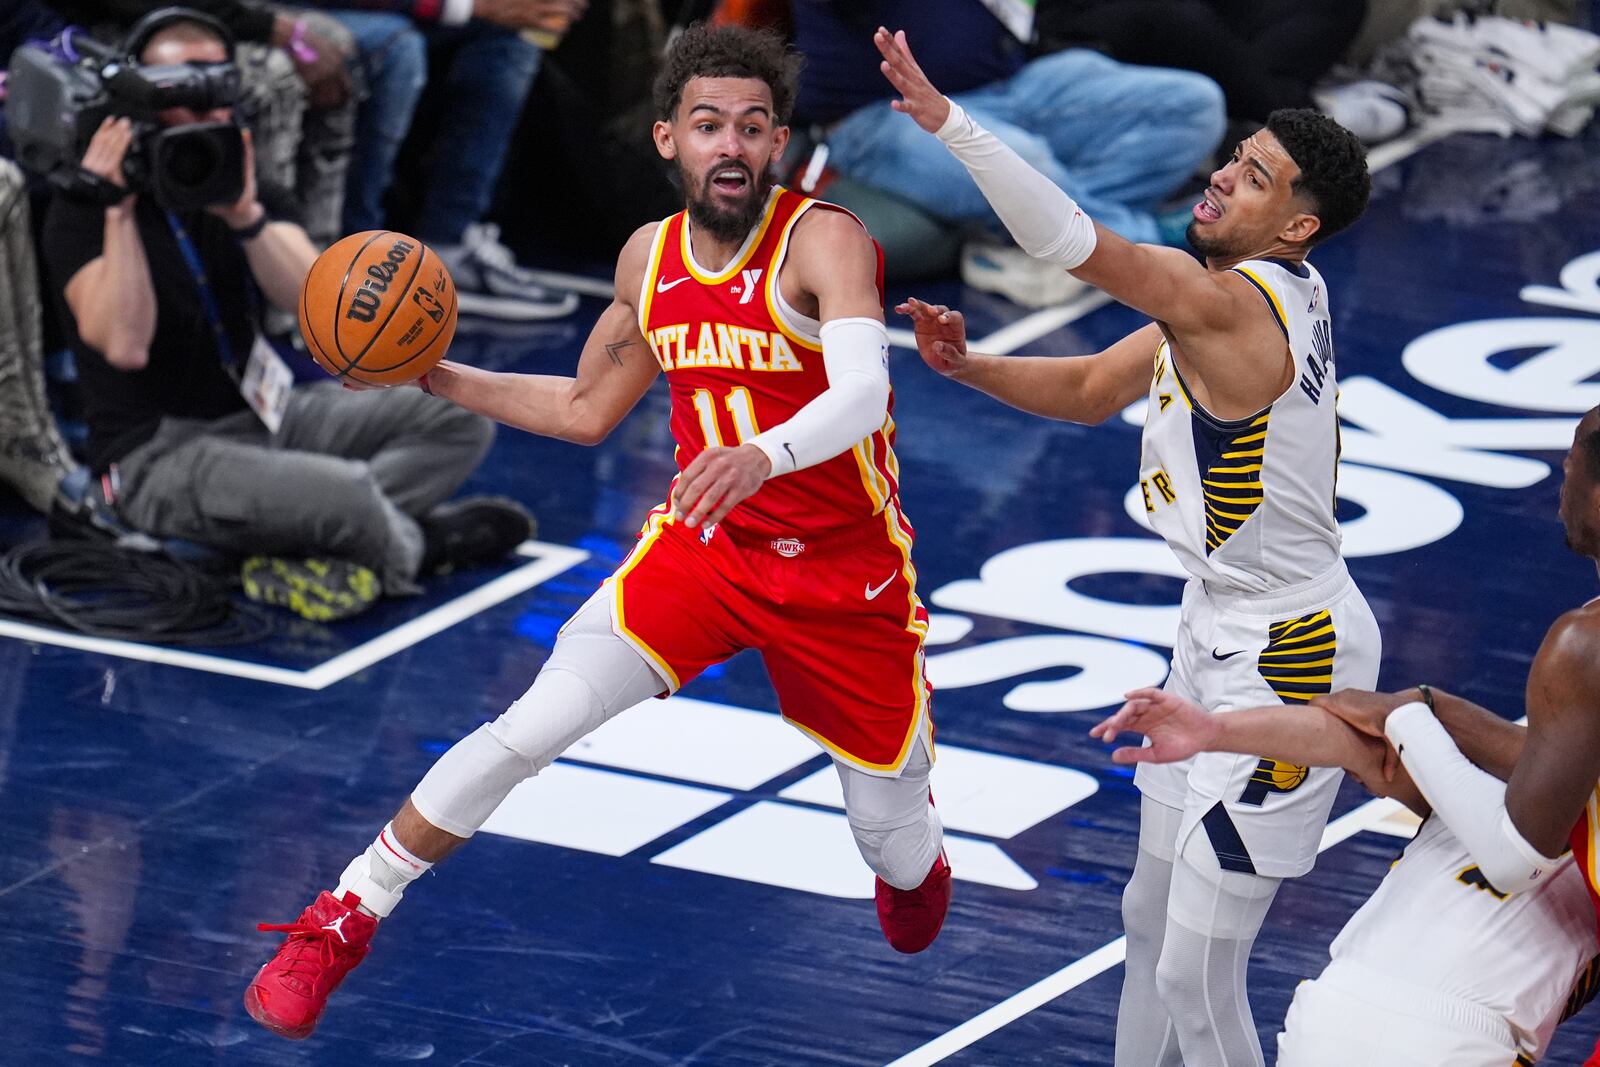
[39,12,533,620]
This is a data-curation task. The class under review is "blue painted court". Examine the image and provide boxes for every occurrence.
[5,121,1600,1065]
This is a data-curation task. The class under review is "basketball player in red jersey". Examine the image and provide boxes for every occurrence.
[243,23,949,1040]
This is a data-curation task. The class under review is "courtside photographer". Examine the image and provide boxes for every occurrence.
[17,7,531,622]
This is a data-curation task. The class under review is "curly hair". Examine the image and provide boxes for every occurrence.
[652,22,803,125]
[1265,108,1371,246]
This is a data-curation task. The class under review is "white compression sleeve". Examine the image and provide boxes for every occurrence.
[934,101,1099,268]
[1385,701,1561,894]
[746,316,889,478]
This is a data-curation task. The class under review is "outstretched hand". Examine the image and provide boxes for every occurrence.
[896,298,968,377]
[873,27,951,135]
[1090,687,1220,765]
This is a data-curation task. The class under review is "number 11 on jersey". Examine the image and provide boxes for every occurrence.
[692,387,761,446]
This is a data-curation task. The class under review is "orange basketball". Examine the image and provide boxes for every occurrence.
[298,230,458,387]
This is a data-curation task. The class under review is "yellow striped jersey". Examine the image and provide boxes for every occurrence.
[1139,257,1342,595]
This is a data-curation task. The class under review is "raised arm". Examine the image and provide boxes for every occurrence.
[422,223,660,444]
[63,119,158,370]
[874,28,1295,416]
[873,29,1254,335]
[210,131,318,315]
[900,299,1158,425]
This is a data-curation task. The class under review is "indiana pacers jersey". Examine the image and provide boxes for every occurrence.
[637,186,897,540]
[1307,816,1597,1062]
[1139,257,1341,596]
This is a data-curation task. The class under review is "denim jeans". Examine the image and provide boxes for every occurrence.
[824,49,1226,245]
[332,13,542,243]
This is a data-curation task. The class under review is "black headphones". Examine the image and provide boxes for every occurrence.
[118,6,237,63]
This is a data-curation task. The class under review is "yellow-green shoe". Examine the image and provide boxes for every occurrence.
[241,557,381,622]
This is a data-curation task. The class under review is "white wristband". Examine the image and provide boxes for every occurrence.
[440,0,474,26]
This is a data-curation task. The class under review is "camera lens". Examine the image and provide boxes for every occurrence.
[166,135,221,189]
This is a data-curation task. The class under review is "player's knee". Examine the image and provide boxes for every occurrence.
[486,666,606,771]
[1153,942,1198,1008]
[1120,866,1167,951]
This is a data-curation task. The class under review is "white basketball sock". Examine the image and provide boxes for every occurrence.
[334,822,434,919]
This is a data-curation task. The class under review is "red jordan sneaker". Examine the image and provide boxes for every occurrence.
[875,850,952,953]
[243,891,376,1039]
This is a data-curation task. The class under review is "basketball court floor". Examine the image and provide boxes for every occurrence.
[3,121,1600,1065]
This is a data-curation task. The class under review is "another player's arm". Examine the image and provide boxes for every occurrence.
[1092,688,1428,813]
[873,29,1285,406]
[1502,613,1600,851]
[424,224,660,444]
[1320,610,1600,892]
[901,301,1157,425]
[674,209,888,527]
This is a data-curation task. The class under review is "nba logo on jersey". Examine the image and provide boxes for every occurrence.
[1309,284,1321,313]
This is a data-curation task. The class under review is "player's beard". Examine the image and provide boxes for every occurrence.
[1186,220,1245,260]
[684,160,772,242]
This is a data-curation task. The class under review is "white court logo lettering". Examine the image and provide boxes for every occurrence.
[482,695,1099,898]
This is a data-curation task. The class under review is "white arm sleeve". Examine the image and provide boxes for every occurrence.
[745,317,889,478]
[1385,701,1562,894]
[934,101,1099,268]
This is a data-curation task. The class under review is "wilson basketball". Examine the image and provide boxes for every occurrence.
[299,230,458,387]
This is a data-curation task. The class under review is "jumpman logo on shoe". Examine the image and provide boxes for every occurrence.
[321,914,351,943]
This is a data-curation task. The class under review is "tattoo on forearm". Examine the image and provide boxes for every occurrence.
[605,340,633,367]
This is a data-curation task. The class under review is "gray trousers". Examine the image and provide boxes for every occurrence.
[0,159,76,513]
[115,383,494,593]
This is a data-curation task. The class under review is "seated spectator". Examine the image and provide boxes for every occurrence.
[792,0,1225,305]
[303,0,588,321]
[39,13,532,620]
[1035,0,1407,144]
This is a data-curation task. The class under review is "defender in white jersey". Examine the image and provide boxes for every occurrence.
[877,26,1377,1067]
[1094,687,1600,1066]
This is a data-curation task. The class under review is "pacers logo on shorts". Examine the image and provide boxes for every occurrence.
[1237,758,1309,806]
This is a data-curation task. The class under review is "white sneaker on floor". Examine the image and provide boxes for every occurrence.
[436,223,580,321]
[960,240,1090,309]
[1314,81,1411,144]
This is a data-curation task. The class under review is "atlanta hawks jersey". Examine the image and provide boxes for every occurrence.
[1323,816,1596,1061]
[1139,257,1341,596]
[637,186,898,540]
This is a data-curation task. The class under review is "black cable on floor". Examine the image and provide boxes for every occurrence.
[0,541,275,646]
